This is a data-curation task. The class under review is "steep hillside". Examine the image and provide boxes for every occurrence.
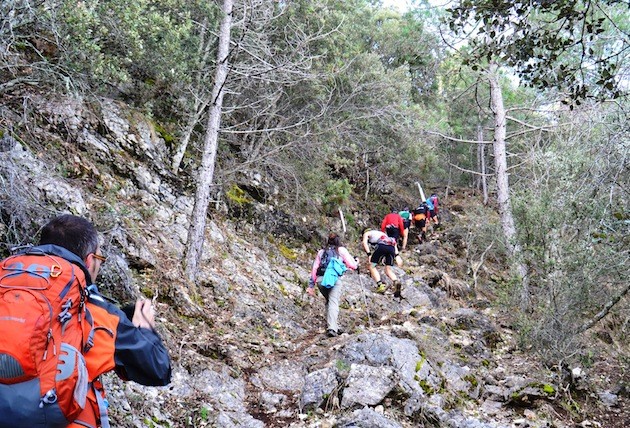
[1,94,627,428]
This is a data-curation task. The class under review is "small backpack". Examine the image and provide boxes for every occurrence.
[413,205,428,221]
[377,235,397,247]
[0,245,92,427]
[316,246,338,276]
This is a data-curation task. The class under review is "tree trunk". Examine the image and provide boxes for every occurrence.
[487,63,529,310]
[172,106,205,174]
[477,122,488,205]
[184,0,233,285]
[171,16,213,174]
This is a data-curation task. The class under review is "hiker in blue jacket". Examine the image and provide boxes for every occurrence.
[308,233,358,337]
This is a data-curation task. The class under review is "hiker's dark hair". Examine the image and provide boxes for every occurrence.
[327,232,341,248]
[40,214,99,259]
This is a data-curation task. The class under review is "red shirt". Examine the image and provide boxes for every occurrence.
[380,212,405,236]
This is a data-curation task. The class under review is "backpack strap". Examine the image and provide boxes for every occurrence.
[93,381,110,428]
[83,306,96,353]
[27,244,94,285]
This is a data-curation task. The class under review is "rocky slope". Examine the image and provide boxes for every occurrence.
[0,93,627,427]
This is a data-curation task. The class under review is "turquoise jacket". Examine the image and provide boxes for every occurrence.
[321,257,347,288]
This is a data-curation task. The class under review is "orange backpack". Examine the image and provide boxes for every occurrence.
[0,245,93,427]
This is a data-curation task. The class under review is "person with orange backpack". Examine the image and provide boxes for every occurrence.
[0,214,171,428]
[412,202,430,243]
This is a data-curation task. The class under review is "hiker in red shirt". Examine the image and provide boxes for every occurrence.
[380,208,405,243]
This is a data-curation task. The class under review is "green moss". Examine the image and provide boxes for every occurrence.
[226,184,252,205]
[542,383,555,395]
[561,398,581,416]
[463,374,478,387]
[153,121,175,145]
[613,211,628,220]
[278,284,288,296]
[415,350,427,372]
[418,379,435,395]
[336,359,350,371]
[140,287,155,298]
[200,407,210,421]
[278,244,298,260]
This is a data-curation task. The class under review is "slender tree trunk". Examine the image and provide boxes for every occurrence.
[488,63,529,310]
[364,153,370,201]
[172,17,212,174]
[172,105,206,174]
[477,122,488,205]
[184,0,233,285]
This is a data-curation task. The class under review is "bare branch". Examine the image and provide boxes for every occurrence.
[426,130,493,144]
[448,162,494,177]
[0,77,39,94]
[577,282,630,333]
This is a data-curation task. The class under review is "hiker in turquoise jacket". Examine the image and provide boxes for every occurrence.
[308,233,358,337]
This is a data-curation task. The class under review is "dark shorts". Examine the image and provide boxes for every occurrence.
[385,226,400,239]
[414,219,426,229]
[371,244,396,266]
[429,210,436,217]
[403,219,411,230]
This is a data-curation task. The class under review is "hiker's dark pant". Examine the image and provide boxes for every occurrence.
[316,276,343,333]
[370,244,396,266]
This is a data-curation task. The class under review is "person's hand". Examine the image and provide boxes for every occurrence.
[132,299,156,329]
[307,287,315,297]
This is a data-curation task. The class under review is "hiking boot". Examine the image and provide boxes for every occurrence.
[393,281,401,298]
[326,329,338,337]
[376,283,387,294]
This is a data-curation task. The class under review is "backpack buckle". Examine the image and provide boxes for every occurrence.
[50,264,62,278]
